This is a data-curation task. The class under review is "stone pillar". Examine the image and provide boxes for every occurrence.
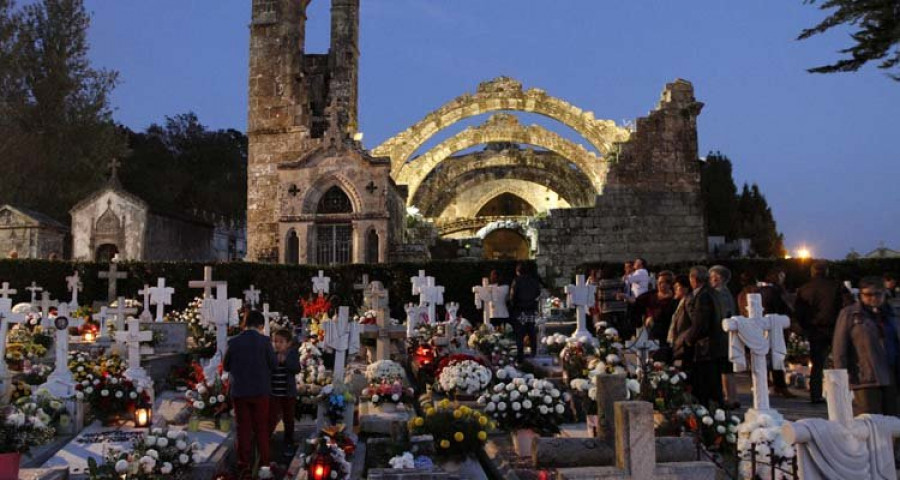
[329,0,360,136]
[594,374,627,443]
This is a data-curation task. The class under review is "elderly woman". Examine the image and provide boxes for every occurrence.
[709,265,739,408]
[669,275,694,369]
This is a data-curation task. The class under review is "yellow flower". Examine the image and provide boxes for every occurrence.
[454,432,465,442]
[439,399,451,409]
[459,406,471,415]
[440,439,450,449]
[413,417,424,427]
[453,409,463,419]
[425,408,436,417]
[477,431,487,441]
[478,416,488,426]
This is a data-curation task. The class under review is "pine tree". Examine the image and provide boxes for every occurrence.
[799,0,900,80]
[700,151,739,237]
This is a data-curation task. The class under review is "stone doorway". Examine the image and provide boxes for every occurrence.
[95,243,119,262]
[482,229,530,260]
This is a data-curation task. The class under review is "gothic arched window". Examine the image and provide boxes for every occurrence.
[317,186,353,214]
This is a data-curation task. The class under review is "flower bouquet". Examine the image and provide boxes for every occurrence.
[387,451,433,470]
[786,332,810,365]
[355,310,377,325]
[21,363,53,386]
[319,385,355,426]
[361,380,415,406]
[5,324,48,369]
[410,399,491,456]
[300,426,352,480]
[478,371,569,436]
[675,405,739,453]
[736,412,795,478]
[15,389,70,432]
[75,373,151,426]
[185,371,231,419]
[434,356,492,398]
[638,362,690,413]
[467,327,503,357]
[541,333,568,357]
[0,404,57,454]
[298,341,330,388]
[560,338,598,381]
[86,427,200,479]
[365,360,406,383]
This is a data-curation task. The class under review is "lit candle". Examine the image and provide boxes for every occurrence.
[83,332,95,342]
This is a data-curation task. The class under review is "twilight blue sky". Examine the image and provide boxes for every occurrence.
[82,0,900,259]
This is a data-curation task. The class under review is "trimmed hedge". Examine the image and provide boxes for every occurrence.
[0,259,534,323]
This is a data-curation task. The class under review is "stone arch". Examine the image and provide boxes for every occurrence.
[395,113,608,200]
[476,192,536,217]
[373,77,631,172]
[300,174,362,215]
[463,182,555,219]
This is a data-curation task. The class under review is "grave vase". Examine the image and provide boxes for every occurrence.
[511,429,539,457]
[0,452,20,480]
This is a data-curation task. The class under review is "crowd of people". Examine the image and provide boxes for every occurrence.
[586,259,900,416]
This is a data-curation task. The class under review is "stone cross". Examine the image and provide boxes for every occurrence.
[98,262,127,304]
[721,293,789,417]
[138,284,152,319]
[323,306,360,386]
[410,270,430,302]
[262,303,279,337]
[783,369,900,480]
[0,282,15,300]
[26,282,43,305]
[0,296,27,392]
[91,306,110,339]
[473,278,493,327]
[148,277,174,323]
[41,303,85,398]
[243,285,261,309]
[565,274,597,341]
[405,303,426,338]
[368,283,392,361]
[115,316,153,385]
[625,327,659,371]
[201,282,234,356]
[111,296,137,335]
[189,266,217,300]
[66,271,82,308]
[39,291,58,329]
[419,277,444,326]
[364,281,389,311]
[353,274,370,293]
[312,270,331,296]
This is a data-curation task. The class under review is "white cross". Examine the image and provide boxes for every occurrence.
[26,282,42,305]
[138,284,152,318]
[783,369,900,479]
[565,274,596,341]
[115,315,153,384]
[201,282,234,356]
[66,271,82,308]
[721,293,790,415]
[262,303,280,337]
[111,296,138,336]
[312,270,330,296]
[98,262,127,303]
[419,277,444,326]
[92,306,110,339]
[443,302,460,343]
[148,277,174,323]
[367,282,392,360]
[410,270,429,299]
[405,303,426,338]
[323,306,360,386]
[626,327,659,369]
[0,282,15,299]
[189,266,216,300]
[243,285,261,309]
[0,297,27,388]
[38,291,58,329]
[40,303,85,398]
[364,281,390,310]
[473,278,494,328]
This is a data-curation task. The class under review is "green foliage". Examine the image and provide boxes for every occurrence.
[122,113,248,220]
[0,0,126,221]
[799,0,900,80]
[700,152,785,257]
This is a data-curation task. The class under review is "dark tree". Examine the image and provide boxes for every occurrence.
[122,113,248,220]
[735,184,786,258]
[0,0,125,220]
[799,0,900,80]
[700,151,739,237]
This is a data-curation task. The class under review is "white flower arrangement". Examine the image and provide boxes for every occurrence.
[737,413,796,479]
[437,360,492,396]
[365,360,406,383]
[95,427,198,477]
[297,340,330,387]
[388,451,415,469]
[478,370,569,435]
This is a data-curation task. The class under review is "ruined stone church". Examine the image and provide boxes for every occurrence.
[247,0,707,283]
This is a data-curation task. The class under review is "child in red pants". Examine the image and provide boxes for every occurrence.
[269,329,300,454]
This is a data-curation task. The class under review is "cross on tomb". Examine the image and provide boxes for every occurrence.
[115,315,153,385]
[66,271,82,308]
[91,307,110,339]
[323,306,360,387]
[26,282,43,305]
[262,303,279,337]
[201,282,234,356]
[39,291,58,329]
[312,270,331,296]
[565,274,596,341]
[721,293,789,416]
[473,278,494,328]
[137,284,153,321]
[287,184,301,197]
[410,270,429,301]
[418,277,444,326]
[405,303,426,338]
[110,296,137,336]
[148,278,174,323]
[626,327,659,372]
[353,274,370,293]
[189,266,217,300]
[98,262,127,304]
[783,369,900,479]
[364,281,389,311]
[243,284,261,309]
[41,303,85,398]
[365,181,378,194]
[0,294,27,391]
[366,282,394,361]
[0,282,15,300]
[443,302,460,344]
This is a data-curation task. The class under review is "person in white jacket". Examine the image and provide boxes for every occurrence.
[627,258,651,299]
[488,270,510,330]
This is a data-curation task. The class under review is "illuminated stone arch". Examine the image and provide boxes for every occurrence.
[300,174,363,215]
[395,114,608,200]
[373,76,631,172]
[460,180,568,219]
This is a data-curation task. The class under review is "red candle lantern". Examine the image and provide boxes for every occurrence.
[309,454,331,480]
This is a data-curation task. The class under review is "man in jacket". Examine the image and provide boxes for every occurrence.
[684,266,728,407]
[510,263,542,363]
[224,310,277,475]
[833,277,900,415]
[795,261,852,403]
